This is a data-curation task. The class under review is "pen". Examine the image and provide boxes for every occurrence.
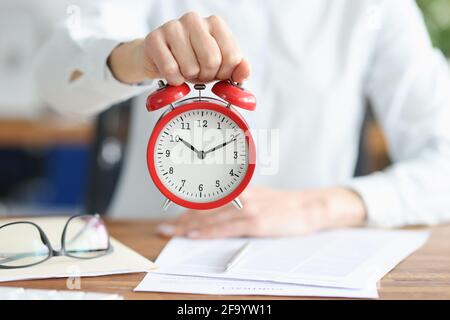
[225,241,251,272]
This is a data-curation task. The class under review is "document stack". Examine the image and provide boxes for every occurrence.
[135,229,429,298]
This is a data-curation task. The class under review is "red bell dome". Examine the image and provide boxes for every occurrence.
[146,82,191,111]
[212,80,256,111]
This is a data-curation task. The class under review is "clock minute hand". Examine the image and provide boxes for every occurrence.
[204,135,238,155]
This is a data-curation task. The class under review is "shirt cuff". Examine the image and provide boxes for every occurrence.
[80,38,153,101]
[344,173,406,228]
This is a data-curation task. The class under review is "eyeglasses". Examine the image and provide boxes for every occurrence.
[0,214,113,269]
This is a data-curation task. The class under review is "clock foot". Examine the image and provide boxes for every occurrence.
[162,198,172,211]
[232,198,243,210]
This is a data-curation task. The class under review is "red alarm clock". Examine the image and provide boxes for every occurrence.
[146,80,256,211]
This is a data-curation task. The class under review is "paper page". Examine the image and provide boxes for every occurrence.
[0,217,156,282]
[152,229,429,289]
[135,273,379,298]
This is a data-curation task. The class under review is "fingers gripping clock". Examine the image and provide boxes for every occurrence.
[146,80,256,211]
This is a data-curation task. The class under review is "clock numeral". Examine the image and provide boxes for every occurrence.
[181,122,190,130]
[198,184,204,192]
[197,120,208,128]
[169,167,174,174]
[170,135,180,143]
[215,180,220,187]
[234,151,238,159]
[217,122,222,130]
[165,150,170,157]
[229,169,239,177]
[179,179,186,191]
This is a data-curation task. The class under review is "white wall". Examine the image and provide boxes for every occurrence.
[0,0,89,117]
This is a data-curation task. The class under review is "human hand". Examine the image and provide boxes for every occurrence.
[108,12,250,85]
[156,186,367,239]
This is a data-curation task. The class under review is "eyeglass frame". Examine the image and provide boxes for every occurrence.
[0,214,113,269]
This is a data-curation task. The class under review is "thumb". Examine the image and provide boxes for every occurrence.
[231,58,251,83]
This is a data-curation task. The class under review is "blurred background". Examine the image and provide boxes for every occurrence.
[0,0,448,217]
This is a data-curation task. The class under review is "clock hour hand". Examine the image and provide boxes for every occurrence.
[204,134,239,155]
[178,137,203,158]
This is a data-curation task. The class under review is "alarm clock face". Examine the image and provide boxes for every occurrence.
[148,103,255,209]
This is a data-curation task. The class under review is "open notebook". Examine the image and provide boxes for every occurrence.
[0,217,156,282]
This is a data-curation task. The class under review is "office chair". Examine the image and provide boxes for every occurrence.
[84,99,132,215]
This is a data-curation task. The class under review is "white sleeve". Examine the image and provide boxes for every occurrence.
[347,0,450,227]
[33,1,155,117]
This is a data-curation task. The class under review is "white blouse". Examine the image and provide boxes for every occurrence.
[34,0,450,227]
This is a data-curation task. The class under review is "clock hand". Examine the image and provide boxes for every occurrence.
[204,135,239,155]
[178,137,203,158]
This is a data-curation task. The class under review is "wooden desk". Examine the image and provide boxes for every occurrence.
[0,119,93,147]
[4,220,450,300]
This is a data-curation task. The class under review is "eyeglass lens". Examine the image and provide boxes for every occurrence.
[64,215,110,258]
[0,223,50,268]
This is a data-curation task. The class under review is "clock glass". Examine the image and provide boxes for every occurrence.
[153,106,249,203]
